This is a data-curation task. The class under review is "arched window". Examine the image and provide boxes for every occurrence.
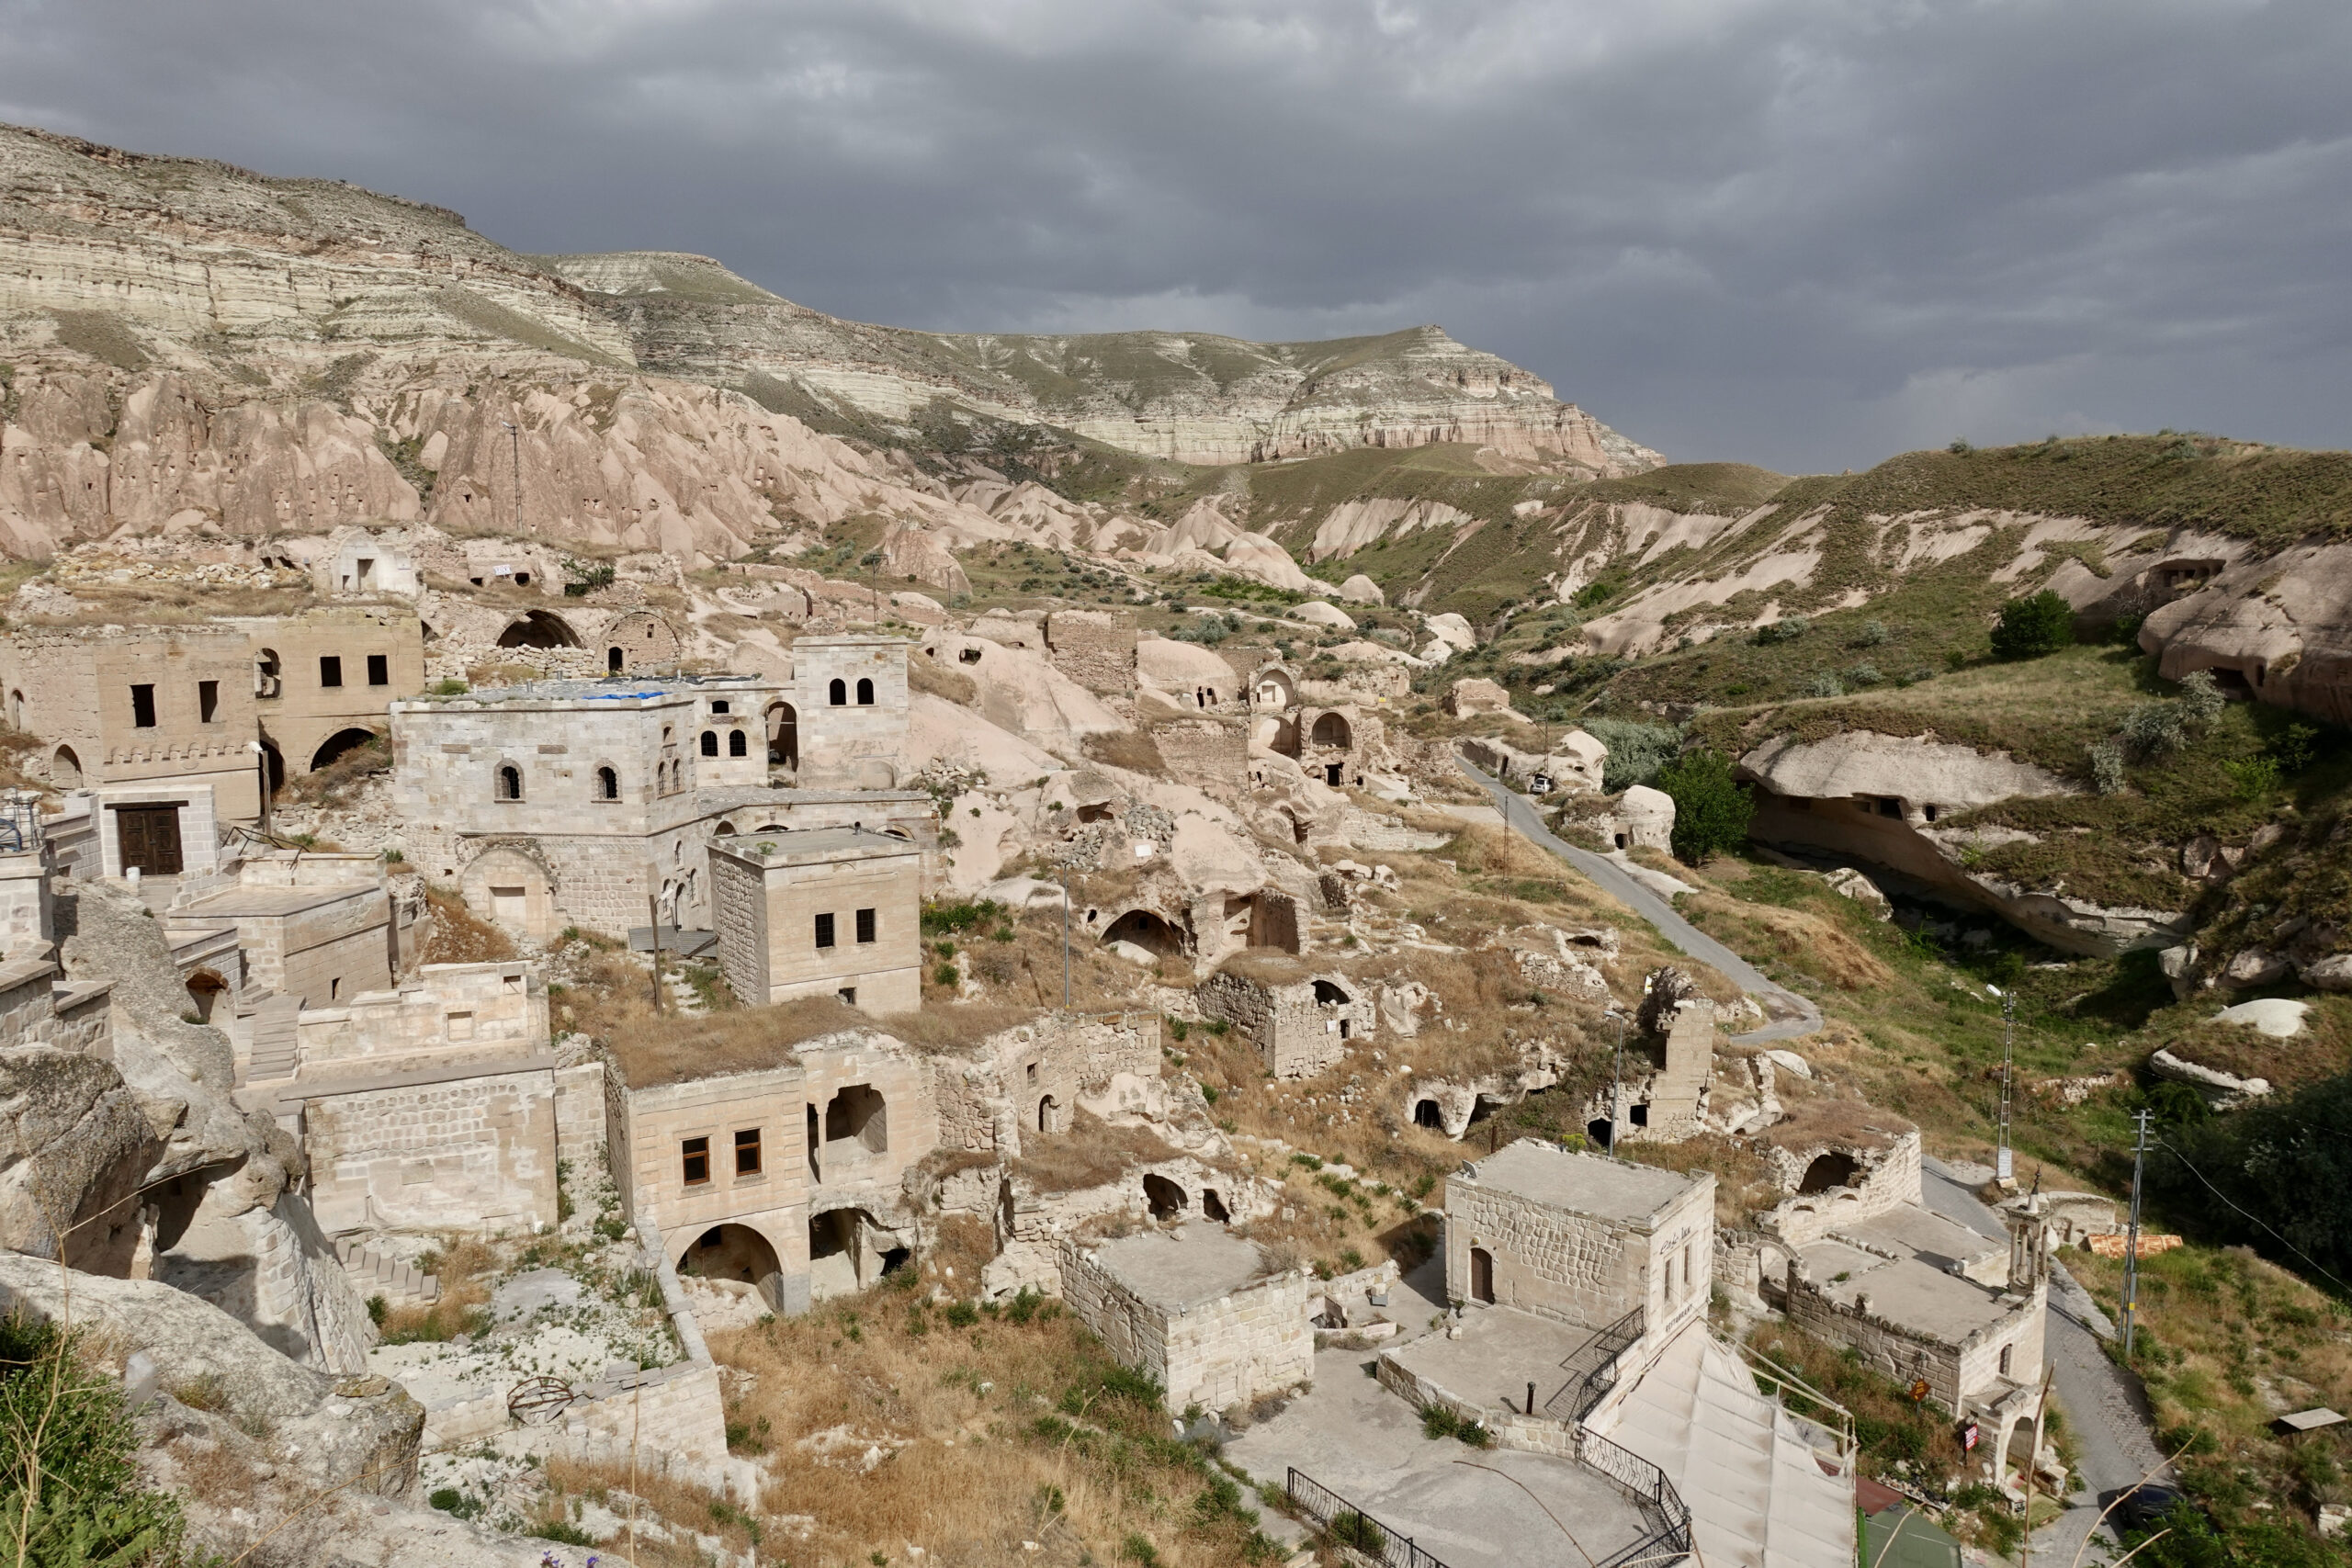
[700,730,718,757]
[495,764,523,802]
[254,649,282,699]
[728,729,748,757]
[828,678,847,706]
[595,766,618,801]
[855,677,875,705]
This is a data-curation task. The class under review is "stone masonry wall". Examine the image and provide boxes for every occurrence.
[1154,719,1248,790]
[1447,1183,1636,1329]
[1162,1266,1312,1414]
[1044,611,1137,694]
[707,846,767,1002]
[301,1066,559,1235]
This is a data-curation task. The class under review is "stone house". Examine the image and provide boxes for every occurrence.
[707,828,922,1013]
[266,961,599,1239]
[0,625,267,818]
[164,852,395,1014]
[1195,953,1375,1077]
[1444,1140,1716,1347]
[389,660,932,940]
[605,1022,939,1315]
[313,526,423,599]
[1584,987,1716,1149]
[233,606,427,780]
[1057,1223,1311,1413]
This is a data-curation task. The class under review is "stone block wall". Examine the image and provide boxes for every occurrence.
[1057,1236,1310,1412]
[1444,1163,1714,1337]
[1763,1129,1924,1247]
[554,1059,607,1166]
[1154,719,1249,789]
[1044,611,1137,694]
[707,846,768,1004]
[0,960,112,1055]
[301,1065,560,1235]
[0,848,53,961]
[1196,968,1369,1079]
[620,1062,812,1313]
[0,626,264,818]
[96,784,224,875]
[296,961,548,1073]
[1783,1267,2044,1413]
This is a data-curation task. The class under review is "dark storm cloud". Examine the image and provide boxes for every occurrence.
[4,0,2347,471]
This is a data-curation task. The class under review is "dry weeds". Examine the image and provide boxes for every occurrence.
[415,886,516,966]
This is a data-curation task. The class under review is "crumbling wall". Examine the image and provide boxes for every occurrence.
[1154,719,1248,788]
[1044,610,1137,694]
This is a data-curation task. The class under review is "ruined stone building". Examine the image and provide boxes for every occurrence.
[1057,1224,1311,1416]
[0,610,428,827]
[389,645,931,941]
[1042,608,1137,694]
[1196,953,1375,1077]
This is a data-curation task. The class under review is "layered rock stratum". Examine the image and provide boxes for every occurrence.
[0,122,1657,560]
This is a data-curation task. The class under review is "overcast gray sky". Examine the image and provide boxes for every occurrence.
[5,0,2347,474]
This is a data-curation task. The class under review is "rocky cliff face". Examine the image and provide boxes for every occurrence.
[554,251,1661,472]
[0,122,1657,561]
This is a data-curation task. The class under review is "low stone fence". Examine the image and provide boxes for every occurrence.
[423,1359,727,1463]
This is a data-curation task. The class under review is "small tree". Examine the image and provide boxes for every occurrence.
[1989,591,2075,660]
[1656,749,1754,864]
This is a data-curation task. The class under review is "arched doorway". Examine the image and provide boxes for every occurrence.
[608,646,624,673]
[1143,1173,1187,1222]
[6,689,21,729]
[254,649,282,699]
[1414,1100,1443,1130]
[1798,1153,1860,1194]
[50,746,81,789]
[1587,1118,1613,1150]
[309,728,379,772]
[767,702,797,769]
[185,970,228,1024]
[496,611,581,649]
[260,740,285,796]
[1468,1247,1496,1304]
[1100,908,1184,959]
[676,1223,785,1305]
[1311,712,1352,749]
[1036,1095,1060,1134]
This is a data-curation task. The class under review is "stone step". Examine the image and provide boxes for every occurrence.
[335,1236,440,1306]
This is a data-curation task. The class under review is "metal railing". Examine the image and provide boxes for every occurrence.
[1577,1427,1696,1568]
[1287,1468,1454,1568]
[1727,1335,1857,1475]
[1544,1304,1646,1420]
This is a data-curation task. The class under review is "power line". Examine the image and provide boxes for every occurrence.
[2155,1138,2352,1299]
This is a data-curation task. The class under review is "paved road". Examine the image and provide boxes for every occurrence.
[1921,1156,2170,1563]
[1457,762,1824,1044]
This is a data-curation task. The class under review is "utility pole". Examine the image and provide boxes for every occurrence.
[502,421,521,533]
[1608,1009,1626,1154]
[2122,1109,2151,1359]
[647,892,664,1015]
[1988,983,2017,1185]
[1059,871,1070,1009]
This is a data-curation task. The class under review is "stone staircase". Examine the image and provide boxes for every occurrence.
[242,993,301,1084]
[336,1237,440,1307]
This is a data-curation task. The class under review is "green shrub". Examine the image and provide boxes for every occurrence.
[1753,616,1809,646]
[2121,702,2186,758]
[1657,749,1754,864]
[1330,1510,1388,1551]
[2223,756,2278,799]
[1852,620,1890,647]
[1844,663,1881,687]
[1581,717,1681,793]
[530,1518,598,1544]
[1419,1403,1461,1439]
[366,1293,389,1327]
[2177,668,2226,726]
[0,1317,185,1562]
[1990,590,2075,660]
[1804,672,1843,699]
[2087,740,2127,795]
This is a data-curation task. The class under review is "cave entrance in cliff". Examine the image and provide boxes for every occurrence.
[1101,908,1184,959]
[1798,1152,1860,1194]
[1143,1174,1188,1223]
[496,611,581,649]
[1587,1118,1614,1150]
[185,969,228,1025]
[767,702,798,770]
[1414,1100,1443,1130]
[1201,1188,1229,1223]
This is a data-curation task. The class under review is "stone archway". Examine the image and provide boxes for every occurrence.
[459,846,558,942]
[1143,1173,1187,1222]
[1798,1152,1859,1194]
[185,969,229,1024]
[679,1223,784,1288]
[496,610,582,649]
[1101,908,1184,959]
[310,727,380,772]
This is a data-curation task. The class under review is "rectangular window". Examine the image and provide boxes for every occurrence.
[814,912,835,949]
[130,684,156,728]
[198,680,219,723]
[681,1136,710,1186]
[367,653,389,686]
[319,655,343,688]
[855,908,876,944]
[735,1128,762,1177]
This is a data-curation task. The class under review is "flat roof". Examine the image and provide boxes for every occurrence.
[168,884,379,918]
[394,674,766,708]
[1798,1241,2022,1344]
[1089,1222,1274,1311]
[1457,1140,1704,1225]
[714,826,922,865]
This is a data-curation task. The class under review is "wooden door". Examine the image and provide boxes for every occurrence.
[1469,1247,1496,1304]
[114,806,183,875]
